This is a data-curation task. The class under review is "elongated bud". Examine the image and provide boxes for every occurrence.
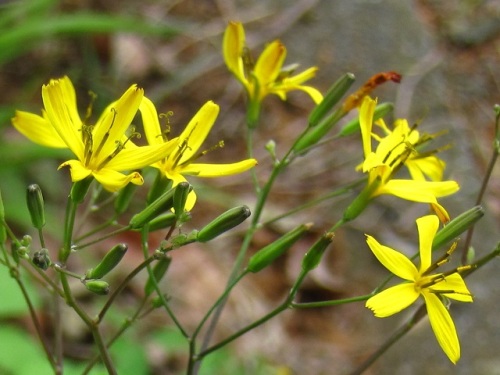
[26,184,46,230]
[0,189,6,244]
[197,206,251,242]
[293,108,346,154]
[32,248,51,270]
[70,177,93,203]
[342,178,380,222]
[83,280,110,295]
[247,223,312,273]
[301,232,334,272]
[132,212,178,232]
[173,182,192,216]
[338,102,394,137]
[85,243,128,280]
[308,73,355,127]
[129,187,176,229]
[144,257,172,296]
[114,182,139,215]
[432,206,484,250]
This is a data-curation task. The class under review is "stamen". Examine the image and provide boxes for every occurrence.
[84,91,97,125]
[158,111,174,142]
[184,140,225,164]
[242,47,254,78]
[97,127,141,170]
[94,108,117,159]
[423,242,458,275]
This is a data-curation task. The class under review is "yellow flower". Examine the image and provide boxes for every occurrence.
[365,215,473,364]
[139,98,257,210]
[223,21,323,105]
[12,76,177,192]
[357,96,459,221]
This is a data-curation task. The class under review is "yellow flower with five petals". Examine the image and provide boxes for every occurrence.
[365,215,473,363]
[12,76,178,192]
[139,97,257,210]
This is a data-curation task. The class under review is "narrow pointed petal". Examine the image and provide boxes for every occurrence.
[58,160,92,181]
[12,111,67,148]
[430,202,451,224]
[178,101,219,164]
[92,85,144,162]
[366,283,419,317]
[42,77,85,158]
[416,215,440,272]
[93,169,144,192]
[223,21,247,84]
[139,96,164,146]
[366,235,418,280]
[254,41,286,86]
[422,292,460,363]
[106,139,178,171]
[379,179,459,201]
[180,159,257,177]
[359,96,377,158]
[430,273,473,302]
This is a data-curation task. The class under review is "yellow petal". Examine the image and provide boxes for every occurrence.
[406,156,445,182]
[366,283,419,317]
[12,111,67,148]
[58,160,92,181]
[359,96,377,158]
[366,235,418,280]
[139,96,164,146]
[42,76,85,158]
[416,215,440,272]
[379,179,459,201]
[106,139,178,171]
[254,40,286,88]
[223,21,247,84]
[422,292,460,364]
[177,101,219,164]
[92,84,144,163]
[180,159,257,177]
[93,169,144,192]
[430,273,473,303]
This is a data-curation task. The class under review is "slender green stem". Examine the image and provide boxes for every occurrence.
[75,217,118,242]
[60,197,78,262]
[246,127,260,194]
[90,325,117,375]
[291,293,374,309]
[72,225,131,251]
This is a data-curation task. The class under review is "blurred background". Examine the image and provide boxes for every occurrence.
[0,0,499,374]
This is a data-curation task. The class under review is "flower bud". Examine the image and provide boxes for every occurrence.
[70,177,93,204]
[301,232,334,272]
[337,102,394,137]
[144,257,172,296]
[432,206,484,250]
[197,206,251,242]
[173,182,192,216]
[32,248,51,270]
[84,280,110,295]
[293,108,345,154]
[308,73,355,127]
[247,223,312,273]
[114,182,139,215]
[129,187,176,229]
[26,184,45,230]
[132,212,178,232]
[85,243,128,280]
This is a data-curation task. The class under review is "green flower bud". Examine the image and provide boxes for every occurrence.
[32,248,51,270]
[85,243,128,280]
[466,246,476,264]
[114,182,139,215]
[342,178,380,223]
[173,182,192,216]
[132,212,178,232]
[26,184,45,230]
[70,177,93,204]
[308,73,355,127]
[293,108,346,154]
[432,206,484,250]
[197,206,251,242]
[301,232,335,272]
[129,187,176,229]
[338,102,394,137]
[21,235,32,247]
[247,223,312,273]
[84,280,110,295]
[144,257,172,297]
